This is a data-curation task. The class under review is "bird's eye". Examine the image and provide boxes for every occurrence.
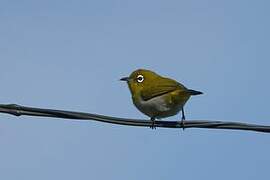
[136,74,144,83]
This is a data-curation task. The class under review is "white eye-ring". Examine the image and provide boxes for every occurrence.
[136,74,144,83]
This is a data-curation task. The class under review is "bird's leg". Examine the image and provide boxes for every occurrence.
[181,107,185,130]
[150,117,156,129]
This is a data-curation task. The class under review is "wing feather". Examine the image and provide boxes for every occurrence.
[141,78,188,101]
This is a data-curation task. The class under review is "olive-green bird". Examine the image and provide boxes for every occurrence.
[120,69,203,129]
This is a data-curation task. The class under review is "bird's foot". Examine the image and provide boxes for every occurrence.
[181,116,185,131]
[150,118,156,129]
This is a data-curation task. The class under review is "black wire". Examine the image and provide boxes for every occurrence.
[0,104,270,133]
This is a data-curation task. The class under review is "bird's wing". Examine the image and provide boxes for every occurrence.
[141,78,188,101]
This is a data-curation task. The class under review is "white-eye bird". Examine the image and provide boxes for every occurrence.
[120,69,203,129]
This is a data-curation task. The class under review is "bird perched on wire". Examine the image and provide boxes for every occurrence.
[120,69,203,129]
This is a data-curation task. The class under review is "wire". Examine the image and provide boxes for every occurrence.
[0,104,269,133]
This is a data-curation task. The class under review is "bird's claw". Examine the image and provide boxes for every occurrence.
[181,116,185,130]
[150,123,156,129]
[150,118,156,129]
[180,108,186,130]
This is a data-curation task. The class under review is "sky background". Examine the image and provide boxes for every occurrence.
[1,0,270,179]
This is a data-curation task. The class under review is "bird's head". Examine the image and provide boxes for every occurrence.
[120,69,159,98]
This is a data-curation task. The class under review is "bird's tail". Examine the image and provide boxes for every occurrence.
[188,89,203,96]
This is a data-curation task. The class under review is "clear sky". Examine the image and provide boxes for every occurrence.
[1,0,270,179]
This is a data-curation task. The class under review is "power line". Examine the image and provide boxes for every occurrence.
[0,104,269,133]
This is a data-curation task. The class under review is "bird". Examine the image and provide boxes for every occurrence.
[120,69,203,129]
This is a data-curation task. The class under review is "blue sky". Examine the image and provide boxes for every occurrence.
[1,0,270,179]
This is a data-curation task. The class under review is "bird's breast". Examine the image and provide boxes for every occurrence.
[133,92,188,119]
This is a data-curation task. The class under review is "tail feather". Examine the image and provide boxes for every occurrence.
[188,89,203,96]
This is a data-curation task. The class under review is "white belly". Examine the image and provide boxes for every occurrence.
[133,94,183,119]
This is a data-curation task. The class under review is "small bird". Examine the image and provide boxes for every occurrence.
[120,69,203,129]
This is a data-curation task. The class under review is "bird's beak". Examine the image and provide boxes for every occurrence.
[120,77,130,82]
